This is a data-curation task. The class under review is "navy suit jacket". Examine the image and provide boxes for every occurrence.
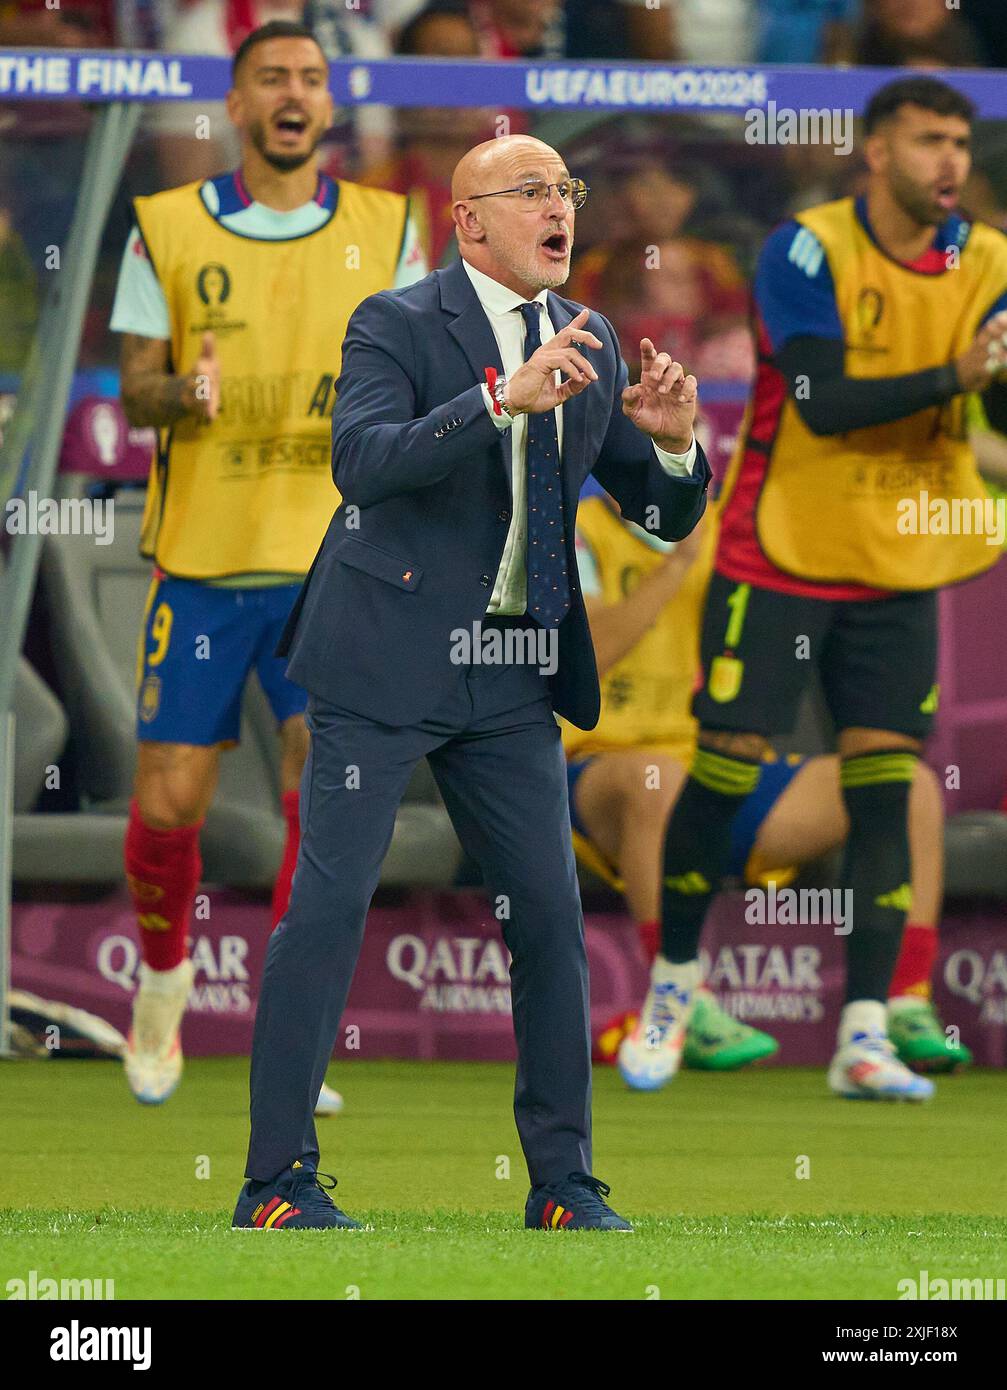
[278,258,711,730]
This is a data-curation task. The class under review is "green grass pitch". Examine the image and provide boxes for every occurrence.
[2,1058,1005,1300]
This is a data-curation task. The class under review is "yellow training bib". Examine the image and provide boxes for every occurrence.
[562,497,718,762]
[757,198,1007,590]
[134,178,408,579]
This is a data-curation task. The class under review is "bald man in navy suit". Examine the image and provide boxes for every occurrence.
[233,134,711,1233]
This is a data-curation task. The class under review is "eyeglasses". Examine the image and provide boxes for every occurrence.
[465,178,589,211]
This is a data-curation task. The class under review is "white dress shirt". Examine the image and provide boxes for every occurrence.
[461,260,696,615]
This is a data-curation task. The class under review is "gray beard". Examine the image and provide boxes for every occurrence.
[488,224,572,292]
[511,249,570,293]
[538,264,571,290]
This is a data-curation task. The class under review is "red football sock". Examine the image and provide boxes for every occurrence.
[270,789,300,929]
[888,922,937,1001]
[638,919,659,966]
[124,799,202,971]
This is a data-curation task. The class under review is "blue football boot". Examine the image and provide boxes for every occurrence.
[232,1160,361,1229]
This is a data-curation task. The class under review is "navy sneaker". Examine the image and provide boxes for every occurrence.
[232,1160,360,1230]
[525,1172,633,1231]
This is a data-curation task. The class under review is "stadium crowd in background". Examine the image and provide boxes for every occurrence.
[1,1,1005,67]
[567,155,756,380]
[356,3,489,267]
[0,0,117,47]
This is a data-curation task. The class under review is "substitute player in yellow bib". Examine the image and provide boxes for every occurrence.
[110,21,427,1106]
[566,495,966,1074]
[619,76,1007,1100]
[132,175,408,579]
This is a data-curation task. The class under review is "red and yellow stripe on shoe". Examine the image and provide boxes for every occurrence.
[541,1199,574,1229]
[250,1196,302,1229]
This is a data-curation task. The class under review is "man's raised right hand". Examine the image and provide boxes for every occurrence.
[504,308,602,415]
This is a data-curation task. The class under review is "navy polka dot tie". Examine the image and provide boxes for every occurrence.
[519,301,570,628]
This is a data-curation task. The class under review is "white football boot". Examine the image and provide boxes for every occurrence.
[314,1082,345,1116]
[124,958,194,1105]
[828,1001,934,1102]
[617,959,700,1091]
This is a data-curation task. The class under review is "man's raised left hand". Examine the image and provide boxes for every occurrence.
[621,338,698,453]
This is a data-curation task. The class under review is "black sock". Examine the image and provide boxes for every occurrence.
[840,750,916,1005]
[661,747,762,963]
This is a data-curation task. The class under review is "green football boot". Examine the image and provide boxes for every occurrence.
[888,999,973,1073]
[683,988,779,1070]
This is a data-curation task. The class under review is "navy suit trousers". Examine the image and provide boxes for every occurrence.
[245,644,592,1187]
